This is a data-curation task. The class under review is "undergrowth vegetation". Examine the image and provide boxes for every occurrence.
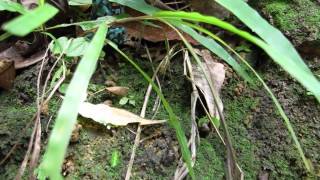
[0,0,319,179]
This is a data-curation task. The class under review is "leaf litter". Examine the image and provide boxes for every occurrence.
[78,102,167,126]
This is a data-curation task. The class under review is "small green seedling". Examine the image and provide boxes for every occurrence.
[110,150,120,168]
[119,95,136,106]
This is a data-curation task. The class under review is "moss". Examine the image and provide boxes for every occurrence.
[0,72,38,179]
[63,57,192,179]
[253,0,320,44]
[194,138,225,179]
[223,92,260,179]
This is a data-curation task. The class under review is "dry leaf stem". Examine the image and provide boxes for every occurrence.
[125,46,163,180]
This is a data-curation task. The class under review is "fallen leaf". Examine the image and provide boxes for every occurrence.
[118,21,198,44]
[106,86,129,96]
[78,102,166,126]
[0,46,45,69]
[192,49,225,118]
[0,59,15,89]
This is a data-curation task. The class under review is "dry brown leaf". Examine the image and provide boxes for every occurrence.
[192,49,225,118]
[0,46,45,69]
[0,59,15,89]
[119,21,198,44]
[78,102,166,126]
[106,86,129,96]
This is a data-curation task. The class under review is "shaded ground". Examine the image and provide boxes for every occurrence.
[1,46,320,179]
[1,0,320,179]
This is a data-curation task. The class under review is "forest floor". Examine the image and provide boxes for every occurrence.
[1,0,320,179]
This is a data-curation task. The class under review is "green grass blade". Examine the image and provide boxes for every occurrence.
[37,24,108,180]
[107,40,195,179]
[174,22,252,83]
[0,32,11,41]
[2,3,58,36]
[215,0,308,71]
[153,11,320,102]
[193,24,313,172]
[0,0,27,14]
[110,0,251,82]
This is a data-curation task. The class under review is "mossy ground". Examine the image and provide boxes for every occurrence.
[1,7,320,178]
[251,0,320,45]
[1,50,319,179]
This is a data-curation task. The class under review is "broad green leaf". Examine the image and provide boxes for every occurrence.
[50,37,89,57]
[153,11,320,103]
[0,0,27,14]
[67,38,89,56]
[50,36,68,54]
[2,3,58,36]
[37,24,108,180]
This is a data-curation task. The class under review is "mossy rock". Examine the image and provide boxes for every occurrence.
[251,0,320,45]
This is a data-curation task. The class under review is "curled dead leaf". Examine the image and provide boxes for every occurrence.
[106,86,129,96]
[192,49,225,118]
[0,46,45,69]
[78,102,166,126]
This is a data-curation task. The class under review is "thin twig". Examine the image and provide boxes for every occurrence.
[174,50,198,180]
[124,46,163,180]
[15,47,50,180]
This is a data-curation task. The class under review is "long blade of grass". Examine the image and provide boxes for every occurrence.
[110,0,251,83]
[107,40,195,179]
[2,3,58,36]
[173,22,252,83]
[153,11,320,103]
[215,0,308,71]
[37,24,108,180]
[161,19,243,179]
[188,22,312,172]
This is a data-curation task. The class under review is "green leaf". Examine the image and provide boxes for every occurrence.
[79,16,111,31]
[119,97,129,105]
[0,0,27,14]
[37,24,108,180]
[50,36,68,54]
[66,38,89,57]
[2,3,58,36]
[58,83,69,94]
[110,150,120,167]
[50,37,89,57]
[50,66,65,89]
